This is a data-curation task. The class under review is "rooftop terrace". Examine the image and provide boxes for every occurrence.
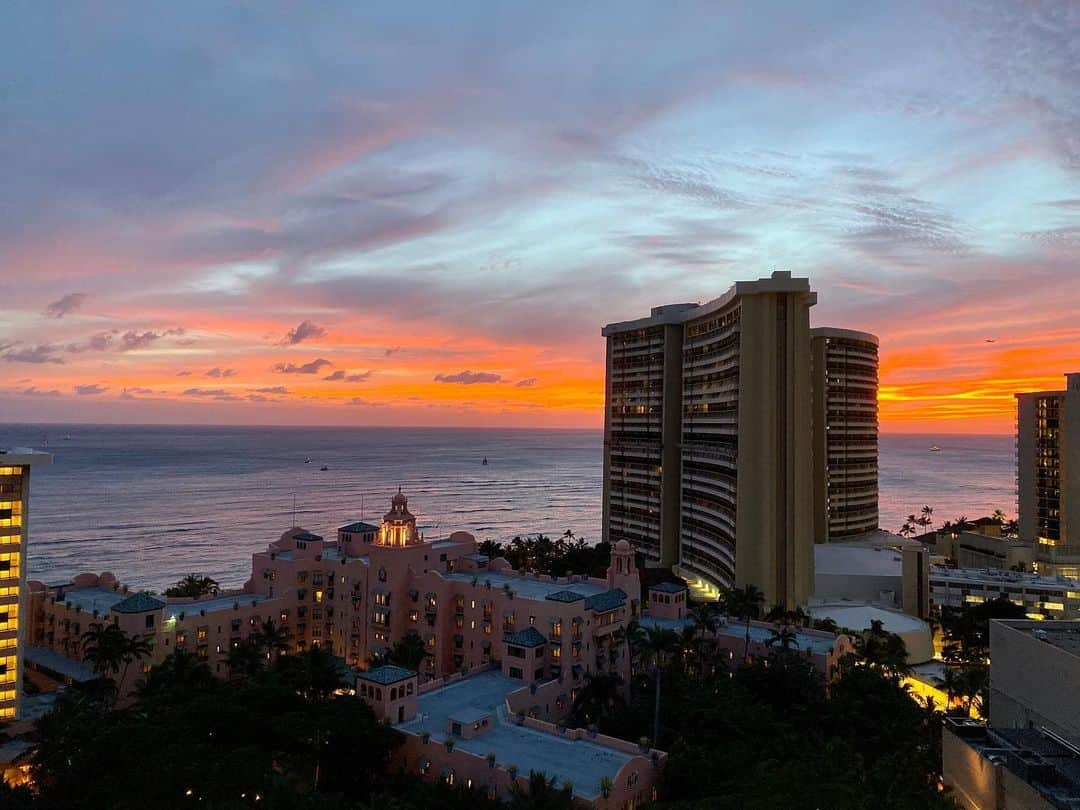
[443,570,608,602]
[932,565,1080,589]
[949,719,1080,808]
[397,669,637,800]
[164,593,270,621]
[998,619,1080,658]
[638,615,839,656]
[59,586,127,615]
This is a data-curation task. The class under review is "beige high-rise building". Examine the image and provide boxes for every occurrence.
[602,271,818,609]
[0,448,51,720]
[1016,373,1080,579]
[601,304,695,568]
[811,328,880,542]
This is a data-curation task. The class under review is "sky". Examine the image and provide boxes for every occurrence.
[1,2,1077,432]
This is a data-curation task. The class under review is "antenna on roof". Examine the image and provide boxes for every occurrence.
[292,493,297,528]
[361,493,365,521]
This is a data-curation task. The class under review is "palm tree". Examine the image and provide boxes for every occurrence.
[637,626,681,748]
[687,602,720,675]
[252,618,290,663]
[276,645,343,701]
[118,633,153,694]
[612,618,644,675]
[227,639,264,679]
[508,770,573,810]
[384,630,428,671]
[857,621,911,682]
[724,585,766,663]
[164,573,220,598]
[478,539,504,559]
[138,648,214,700]
[81,622,151,700]
[81,622,127,683]
[920,505,934,534]
[812,617,839,634]
[992,509,1007,525]
[569,671,626,728]
[767,624,798,653]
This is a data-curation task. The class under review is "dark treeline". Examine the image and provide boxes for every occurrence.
[478,530,611,578]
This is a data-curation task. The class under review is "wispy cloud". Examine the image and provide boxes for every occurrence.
[3,344,64,364]
[434,370,502,385]
[205,367,238,378]
[182,387,241,401]
[278,320,328,346]
[21,386,60,397]
[43,293,87,319]
[273,358,333,374]
[514,377,538,388]
[324,369,372,382]
[74,383,108,395]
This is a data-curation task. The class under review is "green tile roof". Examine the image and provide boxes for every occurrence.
[584,588,627,613]
[358,665,416,685]
[504,627,546,648]
[545,589,585,603]
[651,581,687,594]
[339,522,379,534]
[111,592,166,614]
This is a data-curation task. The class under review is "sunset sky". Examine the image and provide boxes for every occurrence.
[1,2,1077,433]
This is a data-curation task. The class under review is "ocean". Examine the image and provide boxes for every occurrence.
[0,425,1015,591]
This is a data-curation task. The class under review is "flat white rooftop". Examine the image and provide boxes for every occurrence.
[398,669,635,799]
[443,570,608,602]
[808,599,930,636]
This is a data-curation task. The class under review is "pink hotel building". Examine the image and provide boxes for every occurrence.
[22,490,850,806]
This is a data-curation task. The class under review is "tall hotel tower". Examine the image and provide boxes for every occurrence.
[810,328,880,542]
[0,448,51,719]
[1017,373,1080,579]
[603,272,819,609]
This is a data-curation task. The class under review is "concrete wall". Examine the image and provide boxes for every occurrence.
[901,546,929,619]
[989,620,1080,740]
[734,288,816,609]
[942,725,1001,810]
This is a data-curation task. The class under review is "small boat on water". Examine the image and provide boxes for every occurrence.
[930,445,941,452]
[320,465,329,471]
[305,457,312,464]
[63,433,72,441]
[482,457,488,466]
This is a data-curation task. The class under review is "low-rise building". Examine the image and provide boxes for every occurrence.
[943,719,1080,809]
[385,666,665,807]
[933,529,1034,572]
[988,619,1080,740]
[930,568,1080,622]
[943,619,1080,809]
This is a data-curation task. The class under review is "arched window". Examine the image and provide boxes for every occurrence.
[378,567,387,582]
